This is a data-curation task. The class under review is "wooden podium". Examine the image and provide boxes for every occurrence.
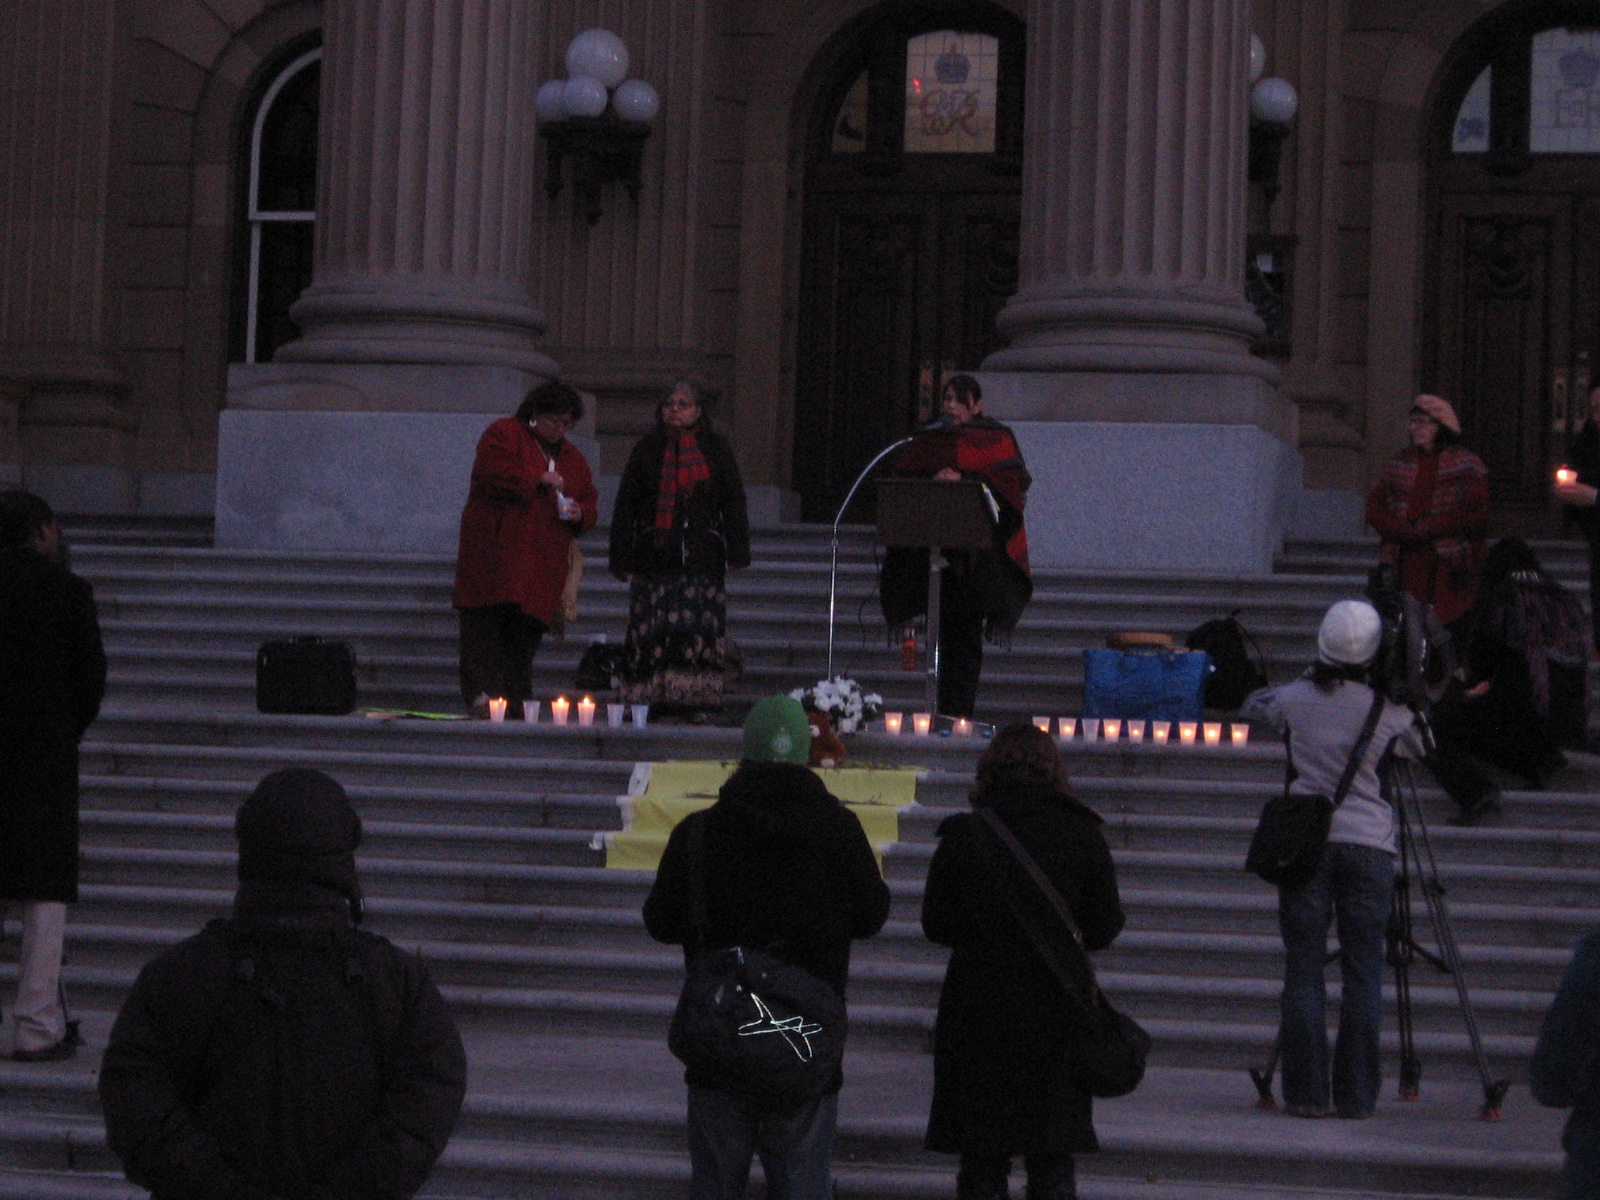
[876,478,995,718]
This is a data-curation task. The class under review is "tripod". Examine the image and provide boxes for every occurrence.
[1250,754,1511,1120]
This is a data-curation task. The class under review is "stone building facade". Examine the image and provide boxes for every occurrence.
[1,0,1593,569]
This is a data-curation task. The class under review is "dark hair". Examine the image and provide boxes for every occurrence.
[971,721,1069,806]
[1307,659,1370,693]
[1480,536,1542,593]
[657,376,716,430]
[515,380,584,424]
[944,373,982,408]
[0,489,55,550]
[1431,423,1462,449]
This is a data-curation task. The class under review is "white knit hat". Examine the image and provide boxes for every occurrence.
[1317,600,1383,667]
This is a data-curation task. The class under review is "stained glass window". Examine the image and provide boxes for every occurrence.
[1452,67,1491,153]
[1531,27,1600,153]
[903,31,998,154]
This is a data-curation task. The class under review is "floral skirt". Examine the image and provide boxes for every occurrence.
[620,571,728,710]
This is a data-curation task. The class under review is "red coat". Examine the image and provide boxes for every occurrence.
[1365,444,1489,625]
[452,417,598,625]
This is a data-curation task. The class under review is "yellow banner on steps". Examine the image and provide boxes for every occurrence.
[594,760,924,872]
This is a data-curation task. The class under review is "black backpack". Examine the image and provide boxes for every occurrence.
[1185,611,1269,711]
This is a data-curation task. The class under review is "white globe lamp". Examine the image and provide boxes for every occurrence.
[613,79,660,124]
[1251,76,1299,126]
[563,75,609,119]
[567,29,630,90]
[536,79,569,121]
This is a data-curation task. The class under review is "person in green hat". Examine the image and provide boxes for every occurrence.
[644,694,890,1200]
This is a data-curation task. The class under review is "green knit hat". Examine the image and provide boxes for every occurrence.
[741,695,812,764]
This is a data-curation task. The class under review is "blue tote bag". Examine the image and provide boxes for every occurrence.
[1081,649,1211,722]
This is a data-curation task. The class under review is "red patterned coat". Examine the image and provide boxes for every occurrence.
[1365,444,1490,625]
[452,417,598,625]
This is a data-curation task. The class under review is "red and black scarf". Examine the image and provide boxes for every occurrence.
[653,431,711,549]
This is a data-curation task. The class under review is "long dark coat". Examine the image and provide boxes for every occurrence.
[0,545,107,902]
[922,783,1124,1155]
[608,425,751,579]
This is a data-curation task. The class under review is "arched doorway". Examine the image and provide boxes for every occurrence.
[793,2,1024,521]
[1425,3,1600,529]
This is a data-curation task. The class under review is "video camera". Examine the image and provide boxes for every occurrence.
[1364,564,1456,718]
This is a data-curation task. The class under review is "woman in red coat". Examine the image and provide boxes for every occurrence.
[1364,394,1489,628]
[452,382,597,716]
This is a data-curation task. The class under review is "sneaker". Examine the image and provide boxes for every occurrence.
[13,1037,76,1063]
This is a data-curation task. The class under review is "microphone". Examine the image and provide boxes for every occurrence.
[921,414,954,432]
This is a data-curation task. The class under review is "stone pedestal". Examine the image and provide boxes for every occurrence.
[981,0,1297,572]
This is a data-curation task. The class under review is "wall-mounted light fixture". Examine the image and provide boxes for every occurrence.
[537,30,660,225]
[1246,35,1299,210]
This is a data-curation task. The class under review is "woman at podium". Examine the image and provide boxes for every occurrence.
[879,374,1032,718]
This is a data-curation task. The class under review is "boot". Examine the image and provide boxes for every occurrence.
[956,1154,1010,1200]
[1023,1153,1077,1200]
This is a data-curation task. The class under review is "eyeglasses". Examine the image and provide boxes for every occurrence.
[662,398,699,410]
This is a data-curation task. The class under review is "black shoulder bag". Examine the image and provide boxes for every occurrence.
[1244,689,1385,889]
[973,808,1151,1099]
[665,818,847,1112]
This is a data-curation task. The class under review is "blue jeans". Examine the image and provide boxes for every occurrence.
[686,1086,837,1200]
[1278,842,1396,1117]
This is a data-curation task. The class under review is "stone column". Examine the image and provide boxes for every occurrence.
[221,0,565,551]
[0,0,135,511]
[977,0,1300,572]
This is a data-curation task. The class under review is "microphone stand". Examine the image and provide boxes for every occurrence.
[825,434,917,680]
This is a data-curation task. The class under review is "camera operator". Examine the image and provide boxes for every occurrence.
[1364,566,1500,826]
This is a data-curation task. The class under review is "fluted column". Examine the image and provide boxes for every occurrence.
[986,0,1270,380]
[277,0,556,373]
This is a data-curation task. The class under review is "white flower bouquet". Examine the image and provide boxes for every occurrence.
[789,676,884,735]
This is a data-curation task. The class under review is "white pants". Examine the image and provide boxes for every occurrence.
[7,902,66,1053]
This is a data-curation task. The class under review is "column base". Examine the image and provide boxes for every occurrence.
[218,363,585,552]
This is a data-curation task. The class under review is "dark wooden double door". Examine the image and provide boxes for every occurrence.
[1430,171,1600,528]
[793,163,1019,522]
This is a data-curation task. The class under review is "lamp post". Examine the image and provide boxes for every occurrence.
[1247,73,1299,210]
[537,30,660,224]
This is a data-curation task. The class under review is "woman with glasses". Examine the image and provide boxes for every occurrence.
[452,381,597,717]
[1364,394,1490,630]
[609,378,750,721]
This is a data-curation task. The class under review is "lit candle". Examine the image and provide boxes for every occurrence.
[607,703,625,727]
[577,696,596,726]
[488,697,507,723]
[551,696,571,725]
[1102,718,1122,742]
[913,712,933,736]
[1151,720,1171,744]
[1203,721,1223,746]
[1126,720,1145,743]
[883,712,904,735]
[1178,721,1198,745]
[1229,721,1250,747]
[1032,716,1051,732]
[1557,466,1578,486]
[1082,718,1100,742]
[953,717,973,737]
[523,700,541,724]
[1057,717,1076,740]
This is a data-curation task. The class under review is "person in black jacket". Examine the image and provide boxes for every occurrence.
[609,377,751,719]
[923,722,1125,1200]
[0,489,105,1062]
[99,769,466,1200]
[643,694,891,1200]
[1555,385,1600,656]
[1531,930,1600,1200]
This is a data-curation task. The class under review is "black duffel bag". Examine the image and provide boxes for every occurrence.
[256,636,357,715]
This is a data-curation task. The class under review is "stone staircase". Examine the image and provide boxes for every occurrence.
[1,522,1591,1199]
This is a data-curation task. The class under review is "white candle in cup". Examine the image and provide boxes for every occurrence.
[1057,717,1076,740]
[631,704,649,727]
[953,718,973,737]
[1151,720,1171,744]
[1203,721,1223,746]
[1558,466,1578,486]
[913,712,932,736]
[523,700,541,724]
[1102,718,1121,742]
[551,696,571,725]
[577,696,596,727]
[1082,718,1100,742]
[883,712,904,735]
[1178,721,1198,745]
[488,697,507,723]
[607,703,625,727]
[1032,716,1051,732]
[1230,722,1250,746]
[1126,720,1145,743]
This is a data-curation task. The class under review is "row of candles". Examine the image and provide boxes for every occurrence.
[880,712,1251,746]
[486,695,648,727]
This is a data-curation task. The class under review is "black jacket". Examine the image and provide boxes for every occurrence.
[643,762,891,1090]
[922,784,1125,1156]
[608,426,751,578]
[99,883,467,1200]
[1569,420,1600,540]
[0,544,106,902]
